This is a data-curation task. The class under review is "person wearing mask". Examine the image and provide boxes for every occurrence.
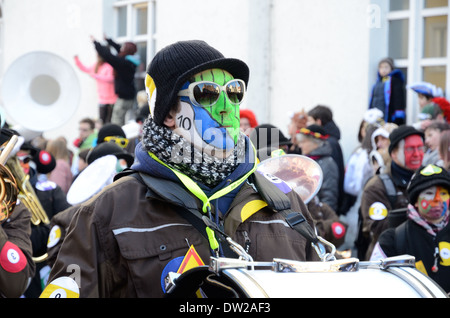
[371,164,450,293]
[359,125,425,260]
[45,40,319,298]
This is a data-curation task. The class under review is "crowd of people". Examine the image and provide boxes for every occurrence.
[1,39,450,298]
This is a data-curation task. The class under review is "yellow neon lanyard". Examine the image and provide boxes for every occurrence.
[148,149,257,213]
[148,147,257,252]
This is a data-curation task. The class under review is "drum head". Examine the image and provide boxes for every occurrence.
[67,155,117,205]
[257,154,323,204]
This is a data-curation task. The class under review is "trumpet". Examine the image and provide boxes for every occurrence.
[0,135,19,223]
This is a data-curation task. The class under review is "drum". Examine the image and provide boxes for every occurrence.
[165,256,448,298]
[67,155,117,205]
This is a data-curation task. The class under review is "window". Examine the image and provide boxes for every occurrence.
[384,0,450,122]
[113,0,156,92]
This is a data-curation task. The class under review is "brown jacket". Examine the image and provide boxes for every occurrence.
[360,166,409,260]
[48,172,319,297]
[0,202,35,297]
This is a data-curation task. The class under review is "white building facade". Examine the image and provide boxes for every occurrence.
[0,0,448,162]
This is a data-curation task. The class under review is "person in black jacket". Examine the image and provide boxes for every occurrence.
[371,164,450,293]
[92,35,140,126]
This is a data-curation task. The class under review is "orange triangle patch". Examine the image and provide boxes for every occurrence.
[177,245,204,274]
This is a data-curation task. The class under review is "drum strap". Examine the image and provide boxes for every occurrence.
[117,169,320,253]
[117,169,237,258]
[249,172,320,245]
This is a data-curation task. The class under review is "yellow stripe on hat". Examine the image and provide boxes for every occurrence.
[145,74,156,117]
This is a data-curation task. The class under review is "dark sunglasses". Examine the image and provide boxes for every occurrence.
[177,79,246,107]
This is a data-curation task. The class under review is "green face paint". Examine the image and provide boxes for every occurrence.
[189,69,241,144]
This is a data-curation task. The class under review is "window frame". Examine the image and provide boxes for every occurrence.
[384,0,450,123]
[112,0,156,90]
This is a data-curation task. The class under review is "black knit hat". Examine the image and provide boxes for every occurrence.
[388,125,424,154]
[97,123,127,144]
[147,40,249,125]
[407,164,450,203]
[33,150,56,174]
[86,142,134,167]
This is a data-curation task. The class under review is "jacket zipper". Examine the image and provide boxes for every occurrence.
[243,230,251,253]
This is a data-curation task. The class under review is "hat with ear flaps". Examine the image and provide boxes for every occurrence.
[145,40,250,125]
[407,164,450,204]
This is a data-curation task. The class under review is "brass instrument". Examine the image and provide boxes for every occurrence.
[2,136,51,263]
[6,156,50,226]
[0,135,19,223]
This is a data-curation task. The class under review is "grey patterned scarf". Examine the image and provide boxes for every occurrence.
[141,118,246,187]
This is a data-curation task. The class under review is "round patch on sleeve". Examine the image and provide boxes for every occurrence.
[368,202,388,221]
[47,225,61,248]
[0,241,27,273]
[331,222,346,239]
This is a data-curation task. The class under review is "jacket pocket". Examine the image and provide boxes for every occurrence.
[235,220,308,262]
[113,223,208,297]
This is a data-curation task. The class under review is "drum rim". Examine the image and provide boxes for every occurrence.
[387,267,448,298]
[221,268,270,298]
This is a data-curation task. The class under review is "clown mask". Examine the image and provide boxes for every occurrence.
[173,68,244,158]
[415,185,450,224]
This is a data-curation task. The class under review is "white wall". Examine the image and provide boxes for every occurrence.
[268,0,371,162]
[155,0,372,162]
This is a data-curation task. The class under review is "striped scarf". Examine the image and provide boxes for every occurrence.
[407,204,450,236]
[141,118,246,188]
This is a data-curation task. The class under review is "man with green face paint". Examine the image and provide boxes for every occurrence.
[175,68,241,153]
[46,40,319,298]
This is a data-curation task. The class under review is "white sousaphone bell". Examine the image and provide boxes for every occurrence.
[1,51,80,133]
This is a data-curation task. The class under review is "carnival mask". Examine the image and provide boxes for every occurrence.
[174,68,245,157]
